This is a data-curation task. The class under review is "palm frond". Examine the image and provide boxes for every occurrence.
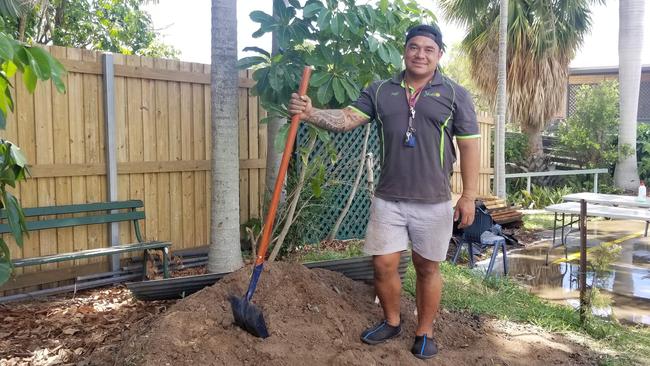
[440,0,595,132]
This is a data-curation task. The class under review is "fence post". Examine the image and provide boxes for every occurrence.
[527,176,531,193]
[579,199,588,323]
[102,53,120,273]
[593,173,599,193]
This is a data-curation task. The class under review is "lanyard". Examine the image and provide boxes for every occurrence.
[405,84,424,134]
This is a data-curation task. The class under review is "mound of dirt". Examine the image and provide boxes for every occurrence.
[105,262,599,365]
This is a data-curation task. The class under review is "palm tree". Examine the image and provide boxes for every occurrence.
[439,0,601,171]
[208,0,244,273]
[494,0,508,198]
[614,0,645,190]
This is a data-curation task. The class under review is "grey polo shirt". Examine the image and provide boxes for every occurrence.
[349,70,479,203]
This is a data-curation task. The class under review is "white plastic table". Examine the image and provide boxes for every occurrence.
[544,200,650,264]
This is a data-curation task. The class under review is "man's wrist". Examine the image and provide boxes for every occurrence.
[461,192,477,201]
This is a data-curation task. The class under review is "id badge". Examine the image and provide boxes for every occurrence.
[404,132,416,147]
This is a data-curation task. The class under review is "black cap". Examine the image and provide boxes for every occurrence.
[405,24,445,51]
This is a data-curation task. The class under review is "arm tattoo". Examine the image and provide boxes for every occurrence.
[305,107,368,132]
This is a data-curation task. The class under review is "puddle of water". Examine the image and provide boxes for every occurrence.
[475,242,650,326]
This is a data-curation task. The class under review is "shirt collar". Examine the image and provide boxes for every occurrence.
[392,69,443,89]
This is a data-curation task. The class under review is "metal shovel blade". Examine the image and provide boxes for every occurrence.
[228,295,269,338]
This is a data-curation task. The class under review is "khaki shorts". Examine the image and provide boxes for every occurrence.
[364,197,453,262]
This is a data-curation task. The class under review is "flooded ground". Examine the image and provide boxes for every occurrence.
[477,219,650,326]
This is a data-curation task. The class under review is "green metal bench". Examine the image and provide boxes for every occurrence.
[0,200,171,279]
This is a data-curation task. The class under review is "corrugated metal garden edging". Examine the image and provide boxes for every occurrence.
[127,252,411,301]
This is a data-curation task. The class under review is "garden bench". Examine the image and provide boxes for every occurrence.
[0,200,171,279]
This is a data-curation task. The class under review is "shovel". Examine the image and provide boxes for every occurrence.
[229,66,312,338]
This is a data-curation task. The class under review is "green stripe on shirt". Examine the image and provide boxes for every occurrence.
[346,106,370,119]
[455,134,481,140]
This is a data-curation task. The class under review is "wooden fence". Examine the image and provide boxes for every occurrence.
[451,113,494,196]
[0,45,493,292]
[0,46,266,291]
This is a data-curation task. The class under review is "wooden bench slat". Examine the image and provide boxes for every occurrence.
[0,200,144,219]
[0,211,145,234]
[13,241,171,267]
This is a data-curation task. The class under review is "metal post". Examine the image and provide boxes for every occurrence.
[102,53,120,272]
[579,199,588,323]
[593,173,599,193]
[527,177,531,193]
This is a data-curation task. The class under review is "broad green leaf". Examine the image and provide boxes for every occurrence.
[27,47,52,79]
[316,79,333,105]
[310,72,331,87]
[368,37,379,52]
[52,76,66,94]
[344,13,360,35]
[268,68,283,92]
[22,67,36,93]
[379,0,389,12]
[237,56,268,70]
[274,122,290,151]
[377,44,391,64]
[317,8,331,31]
[242,47,271,58]
[386,43,403,68]
[330,14,340,36]
[13,47,29,69]
[9,144,26,167]
[250,10,275,25]
[274,0,292,20]
[0,33,14,60]
[302,2,323,18]
[287,0,301,9]
[0,261,11,285]
[341,78,360,101]
[0,239,10,262]
[4,191,26,247]
[252,28,267,39]
[3,60,17,78]
[332,77,345,104]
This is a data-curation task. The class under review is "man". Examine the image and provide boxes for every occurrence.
[288,24,480,359]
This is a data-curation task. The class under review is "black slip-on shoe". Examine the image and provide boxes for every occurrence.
[411,334,438,359]
[360,320,402,345]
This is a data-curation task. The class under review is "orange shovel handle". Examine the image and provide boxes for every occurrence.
[254,66,312,265]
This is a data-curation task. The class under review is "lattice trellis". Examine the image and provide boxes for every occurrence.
[295,123,382,243]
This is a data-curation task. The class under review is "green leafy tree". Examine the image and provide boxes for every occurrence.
[557,81,621,169]
[0,13,67,283]
[240,0,436,113]
[635,123,650,181]
[241,0,436,253]
[3,0,178,58]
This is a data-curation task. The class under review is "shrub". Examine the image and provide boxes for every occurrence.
[508,185,573,209]
[556,81,620,169]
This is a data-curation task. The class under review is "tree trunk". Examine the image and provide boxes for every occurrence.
[264,0,290,209]
[208,0,243,273]
[522,122,544,168]
[614,0,644,190]
[327,123,371,241]
[493,0,508,198]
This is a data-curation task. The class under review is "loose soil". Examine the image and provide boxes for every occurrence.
[87,262,603,366]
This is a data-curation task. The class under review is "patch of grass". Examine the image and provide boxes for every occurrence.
[523,213,556,231]
[293,241,364,262]
[404,262,650,365]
